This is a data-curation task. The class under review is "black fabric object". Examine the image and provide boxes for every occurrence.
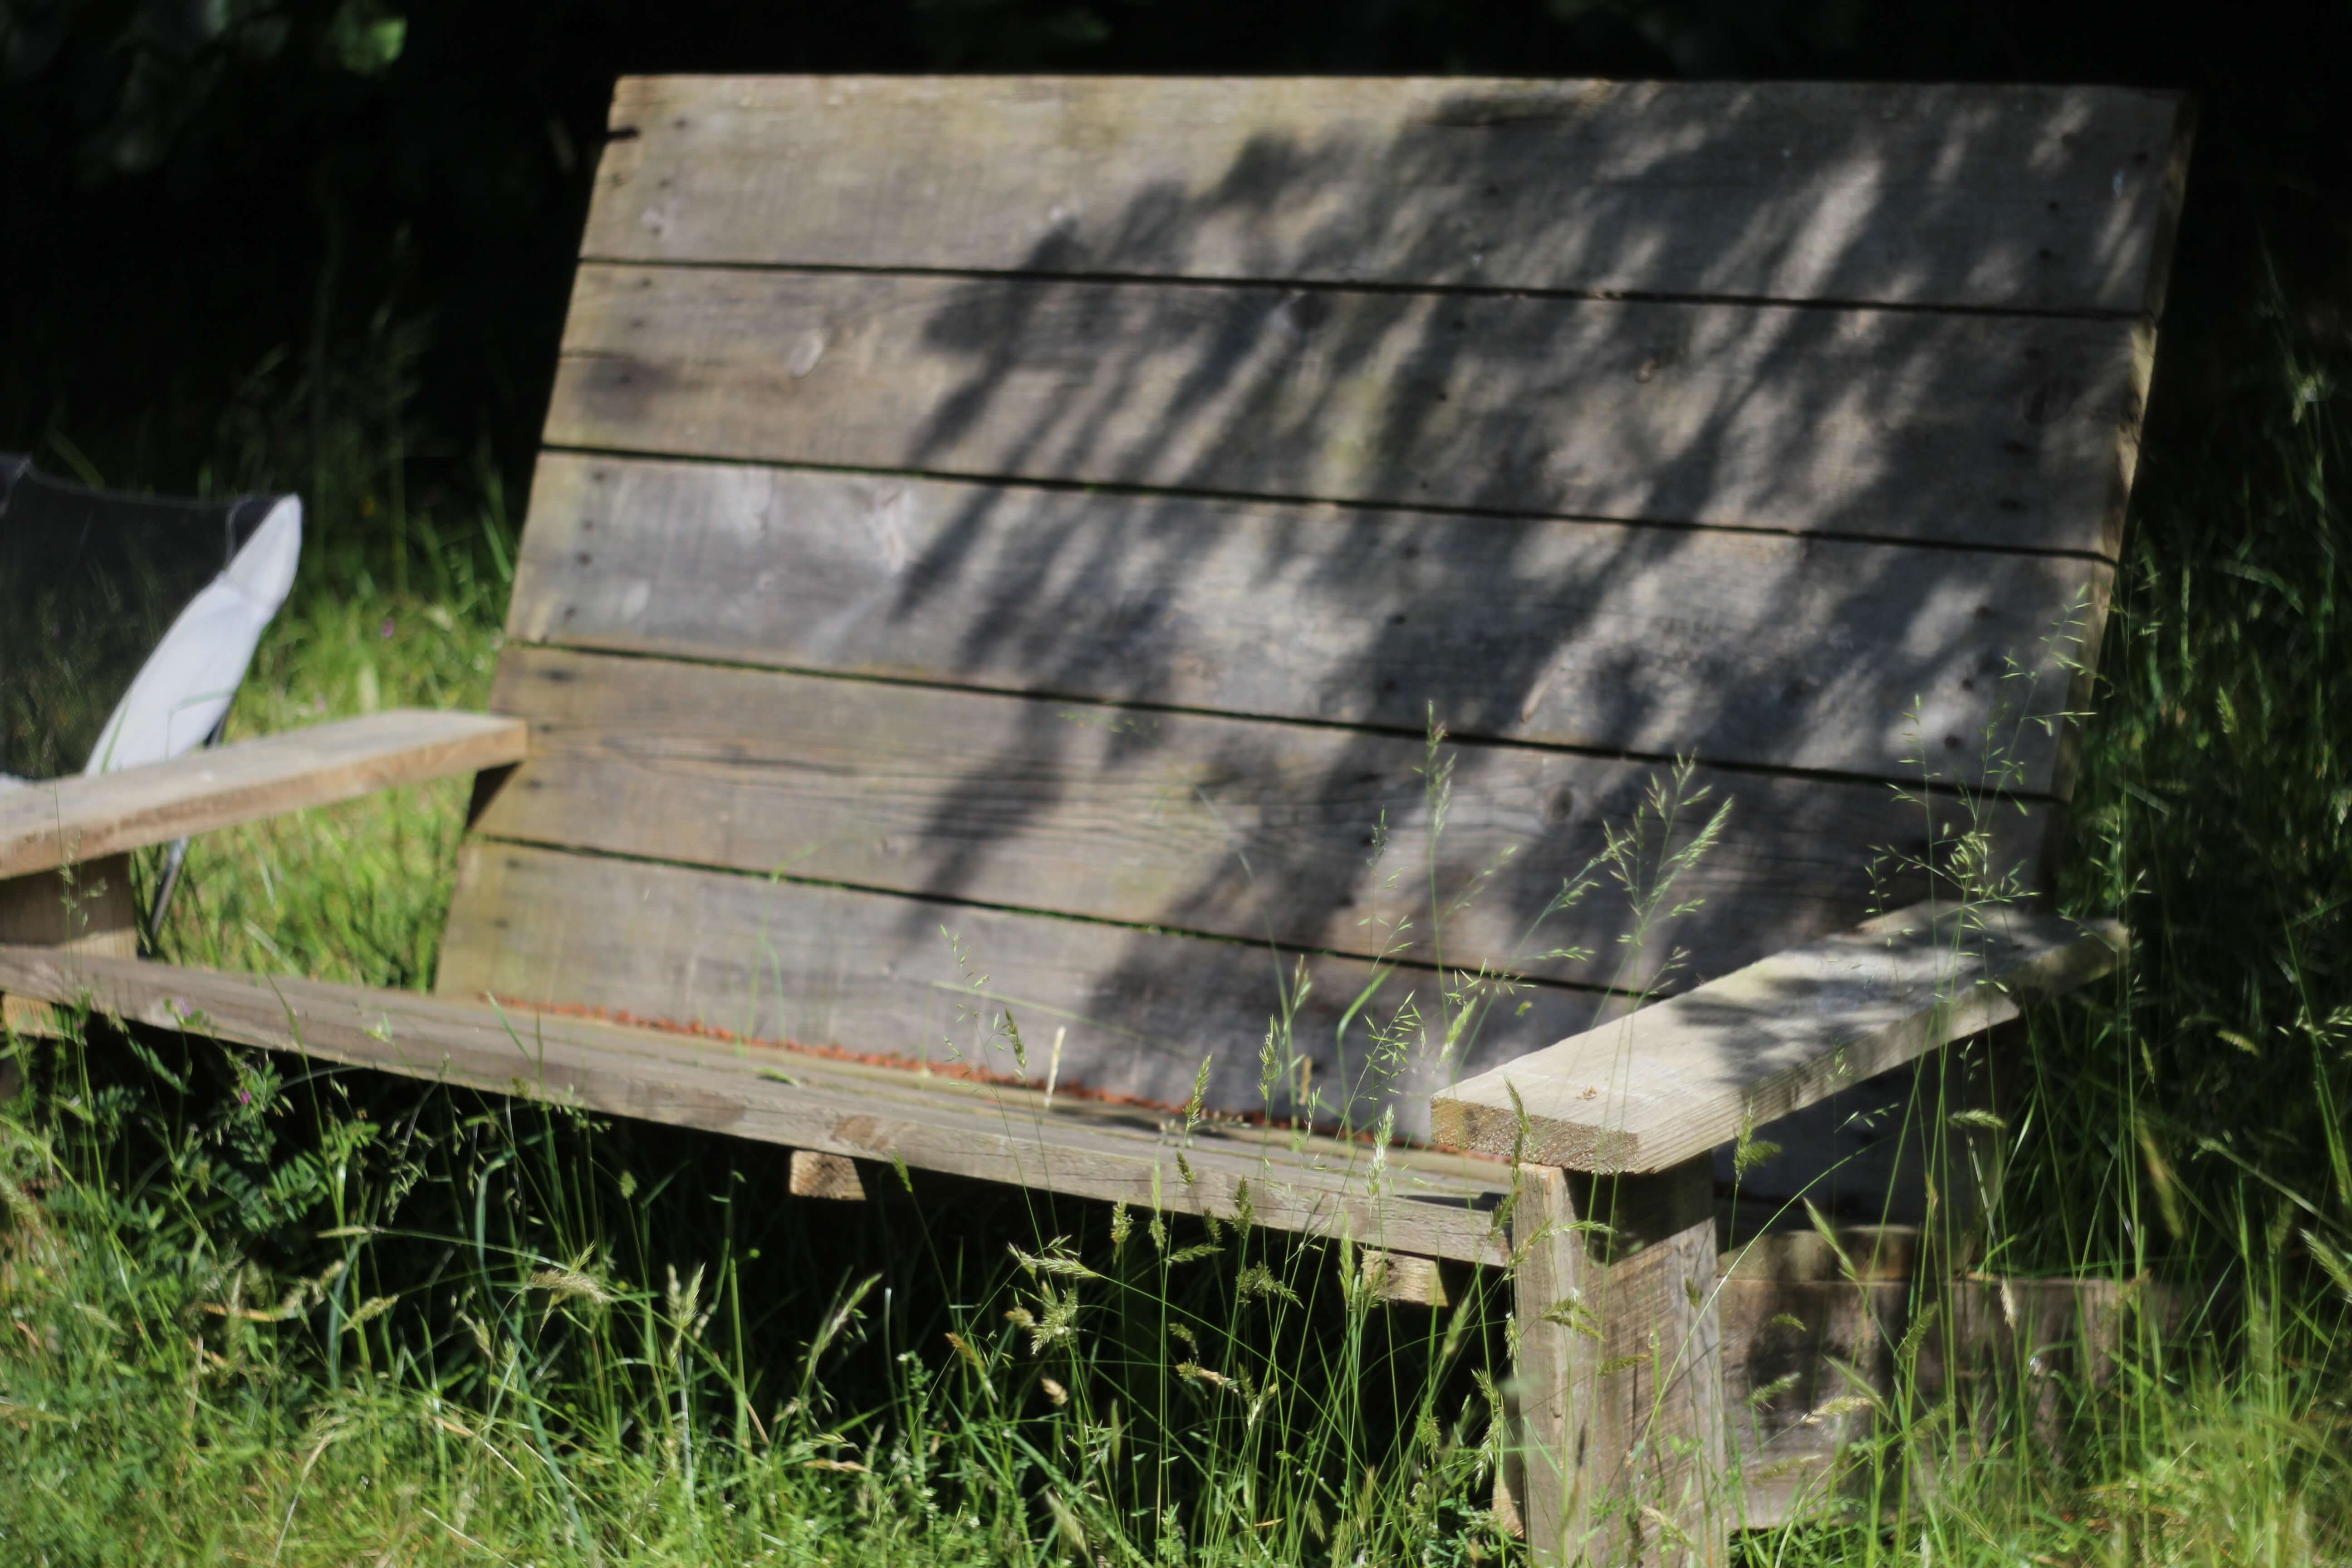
[0,455,287,781]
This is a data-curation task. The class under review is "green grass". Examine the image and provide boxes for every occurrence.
[141,561,504,990]
[4,280,2351,1565]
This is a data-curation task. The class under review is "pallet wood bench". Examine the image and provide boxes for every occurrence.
[0,76,2190,1564]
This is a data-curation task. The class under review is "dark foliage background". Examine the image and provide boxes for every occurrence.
[2,0,2344,507]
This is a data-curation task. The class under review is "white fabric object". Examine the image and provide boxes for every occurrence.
[82,496,302,774]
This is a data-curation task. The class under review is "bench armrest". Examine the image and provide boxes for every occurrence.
[1428,900,2125,1174]
[0,710,527,879]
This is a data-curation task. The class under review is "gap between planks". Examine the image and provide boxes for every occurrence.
[508,453,2111,791]
[546,266,2147,558]
[472,642,2055,992]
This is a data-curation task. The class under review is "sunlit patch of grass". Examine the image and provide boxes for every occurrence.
[142,547,505,990]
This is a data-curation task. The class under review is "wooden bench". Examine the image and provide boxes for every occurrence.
[0,76,2190,1564]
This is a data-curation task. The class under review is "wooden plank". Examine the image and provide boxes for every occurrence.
[0,711,528,879]
[477,645,2055,990]
[1428,902,2126,1174]
[509,455,2114,790]
[544,266,2146,557]
[591,77,2189,316]
[436,840,1602,1141]
[0,944,1515,1265]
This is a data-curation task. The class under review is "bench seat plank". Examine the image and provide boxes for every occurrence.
[547,266,2146,556]
[1429,901,2126,1173]
[0,710,528,880]
[481,644,2052,989]
[593,77,2187,315]
[438,840,1607,1136]
[0,944,1514,1264]
[511,455,2109,791]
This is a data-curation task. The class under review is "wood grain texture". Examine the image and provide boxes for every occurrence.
[591,77,2189,315]
[1430,902,2127,1173]
[1709,1026,2018,1236]
[0,854,138,952]
[478,645,2054,992]
[1713,1220,1918,1527]
[0,711,528,878]
[1714,1233,2197,1527]
[1509,1158,1725,1567]
[788,1150,868,1201]
[0,943,1515,1265]
[0,853,138,1036]
[510,456,2111,792]
[1717,1274,1909,1528]
[438,840,1602,1137]
[1362,1250,1465,1308]
[544,266,2146,557]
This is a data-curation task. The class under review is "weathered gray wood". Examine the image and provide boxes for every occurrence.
[591,77,2190,316]
[509,456,2111,792]
[1710,1022,2024,1236]
[1721,1223,1919,1288]
[1509,1158,1725,1566]
[0,78,2185,1549]
[476,646,2054,991]
[0,711,529,879]
[438,840,1601,1137]
[1715,1225,1916,1528]
[545,266,2146,557]
[0,943,1516,1265]
[1431,902,2127,1173]
[1714,1231,2199,1526]
[1718,1275,1907,1527]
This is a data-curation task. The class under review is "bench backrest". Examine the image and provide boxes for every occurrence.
[442,76,2189,1133]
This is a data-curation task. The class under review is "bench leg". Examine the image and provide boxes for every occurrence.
[1507,1156,1725,1566]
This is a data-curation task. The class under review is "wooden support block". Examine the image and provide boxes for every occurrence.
[789,1149,869,1201]
[0,855,138,1039]
[1508,1156,1725,1568]
[1362,1250,1461,1308]
[0,996,58,1039]
[0,854,139,954]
